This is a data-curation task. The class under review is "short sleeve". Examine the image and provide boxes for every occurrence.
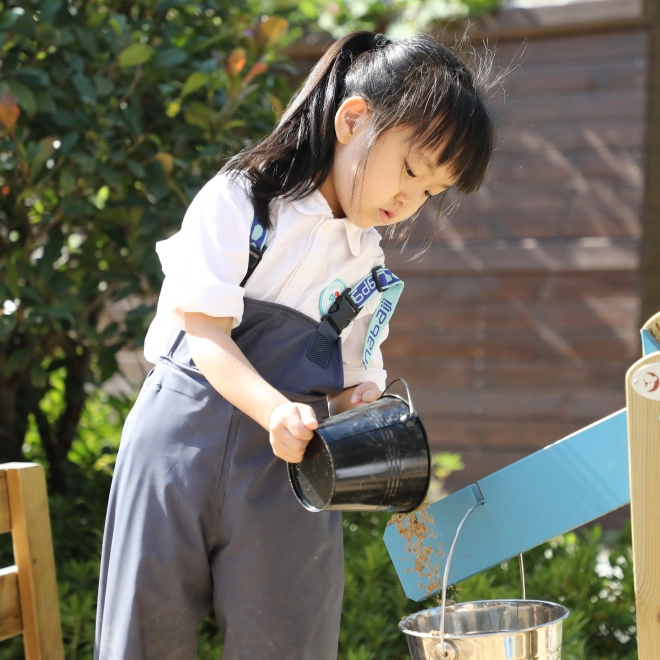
[155,173,252,330]
[341,254,390,392]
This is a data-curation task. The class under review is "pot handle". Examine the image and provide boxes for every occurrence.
[381,378,417,424]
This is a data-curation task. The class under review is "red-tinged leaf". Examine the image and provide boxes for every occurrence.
[244,60,268,83]
[225,48,247,76]
[0,91,20,131]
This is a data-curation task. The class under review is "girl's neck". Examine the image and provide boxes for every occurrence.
[318,174,345,219]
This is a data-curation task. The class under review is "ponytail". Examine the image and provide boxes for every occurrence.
[220,32,390,230]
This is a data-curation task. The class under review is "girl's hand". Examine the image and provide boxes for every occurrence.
[350,381,383,407]
[269,402,318,463]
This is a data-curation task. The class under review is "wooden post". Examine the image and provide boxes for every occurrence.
[642,0,660,324]
[626,327,660,658]
[4,463,64,660]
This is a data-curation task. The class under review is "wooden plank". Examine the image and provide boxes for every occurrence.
[383,331,638,361]
[0,566,22,642]
[384,273,638,301]
[487,30,647,65]
[500,59,647,96]
[388,299,639,332]
[464,3,646,44]
[626,354,660,658]
[405,388,626,424]
[497,122,645,152]
[385,241,640,274]
[424,419,586,452]
[0,471,10,535]
[484,152,644,185]
[387,359,631,389]
[499,91,646,126]
[5,463,64,660]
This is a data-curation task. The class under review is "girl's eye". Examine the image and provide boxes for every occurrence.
[405,163,415,177]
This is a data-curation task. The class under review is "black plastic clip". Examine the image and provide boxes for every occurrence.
[320,287,360,337]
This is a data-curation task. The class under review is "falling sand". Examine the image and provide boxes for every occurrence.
[388,502,445,596]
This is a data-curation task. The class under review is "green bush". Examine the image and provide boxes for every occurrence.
[0,0,294,489]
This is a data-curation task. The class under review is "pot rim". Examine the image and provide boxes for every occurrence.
[398,599,570,639]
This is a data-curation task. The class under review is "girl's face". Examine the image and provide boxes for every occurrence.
[319,96,456,230]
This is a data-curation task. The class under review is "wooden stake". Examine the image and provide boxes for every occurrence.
[3,463,64,660]
[626,353,660,658]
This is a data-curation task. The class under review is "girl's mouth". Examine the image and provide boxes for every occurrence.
[379,208,395,223]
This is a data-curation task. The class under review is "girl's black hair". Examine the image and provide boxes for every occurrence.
[220,30,498,245]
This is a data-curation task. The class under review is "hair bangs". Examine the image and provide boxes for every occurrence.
[407,91,494,196]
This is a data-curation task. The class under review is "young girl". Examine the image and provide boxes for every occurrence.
[95,30,495,660]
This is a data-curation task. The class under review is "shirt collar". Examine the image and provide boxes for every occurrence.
[290,188,363,257]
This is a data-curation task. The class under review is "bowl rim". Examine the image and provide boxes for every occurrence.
[398,599,570,639]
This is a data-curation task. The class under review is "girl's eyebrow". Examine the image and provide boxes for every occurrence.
[417,153,455,189]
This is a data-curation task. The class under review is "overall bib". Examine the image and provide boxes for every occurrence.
[94,284,347,657]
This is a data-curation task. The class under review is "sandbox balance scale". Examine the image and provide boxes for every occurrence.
[384,313,660,659]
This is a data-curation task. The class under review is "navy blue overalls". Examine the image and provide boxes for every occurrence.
[94,214,405,659]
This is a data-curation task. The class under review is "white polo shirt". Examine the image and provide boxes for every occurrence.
[144,171,390,390]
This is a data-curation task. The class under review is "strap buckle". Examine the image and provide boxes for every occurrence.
[320,287,360,336]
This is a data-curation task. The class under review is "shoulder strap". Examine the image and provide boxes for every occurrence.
[313,265,404,369]
[240,214,269,287]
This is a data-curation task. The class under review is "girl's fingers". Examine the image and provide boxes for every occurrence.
[297,404,318,430]
[361,388,381,403]
[272,429,308,462]
[287,412,314,441]
[352,382,382,404]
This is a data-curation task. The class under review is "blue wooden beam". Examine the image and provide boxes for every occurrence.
[384,409,630,601]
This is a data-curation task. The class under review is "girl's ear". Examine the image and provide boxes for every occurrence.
[334,96,370,145]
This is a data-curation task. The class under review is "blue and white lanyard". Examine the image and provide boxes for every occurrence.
[247,215,404,369]
[345,267,404,368]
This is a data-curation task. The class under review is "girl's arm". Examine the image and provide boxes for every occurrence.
[184,311,317,463]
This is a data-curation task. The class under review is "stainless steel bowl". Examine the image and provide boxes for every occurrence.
[399,599,569,660]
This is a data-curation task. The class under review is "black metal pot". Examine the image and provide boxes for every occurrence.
[288,379,431,512]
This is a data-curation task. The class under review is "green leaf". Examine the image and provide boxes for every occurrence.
[86,9,108,29]
[15,67,51,88]
[97,163,121,188]
[31,137,56,174]
[121,105,142,135]
[61,198,93,217]
[7,80,37,116]
[155,47,188,68]
[118,44,155,68]
[126,160,145,179]
[33,90,57,113]
[60,132,79,156]
[183,103,214,130]
[5,348,32,377]
[70,151,97,174]
[5,259,19,298]
[51,110,79,129]
[155,0,188,13]
[73,73,97,105]
[181,71,210,98]
[39,0,63,21]
[30,306,75,323]
[93,74,114,97]
[0,7,25,29]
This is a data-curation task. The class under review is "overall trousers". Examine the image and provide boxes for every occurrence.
[95,254,346,659]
